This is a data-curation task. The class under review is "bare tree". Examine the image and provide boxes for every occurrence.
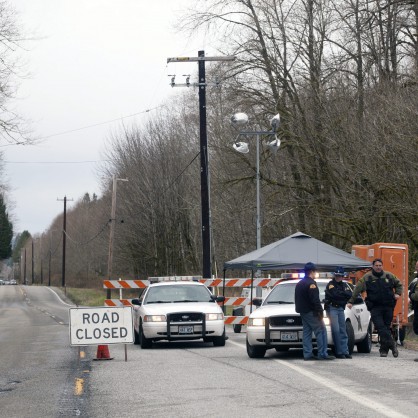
[0,1,31,146]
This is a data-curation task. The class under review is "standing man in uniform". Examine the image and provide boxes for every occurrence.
[325,267,353,359]
[347,258,402,358]
[408,261,418,361]
[295,262,335,361]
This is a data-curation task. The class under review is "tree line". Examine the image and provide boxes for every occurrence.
[4,0,418,286]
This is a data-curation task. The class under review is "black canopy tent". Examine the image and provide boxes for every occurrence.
[224,231,372,271]
[222,232,372,306]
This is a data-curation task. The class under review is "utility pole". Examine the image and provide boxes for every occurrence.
[58,196,73,290]
[107,175,128,299]
[167,51,235,279]
[31,239,34,284]
[48,247,51,287]
[24,247,27,285]
[40,235,43,285]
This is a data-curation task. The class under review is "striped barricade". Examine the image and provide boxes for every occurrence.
[222,297,251,306]
[224,316,249,325]
[199,278,282,287]
[103,299,250,325]
[103,279,149,289]
[105,298,251,307]
[103,278,282,289]
[103,277,279,328]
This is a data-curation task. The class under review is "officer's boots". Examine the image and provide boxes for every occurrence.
[379,340,388,357]
[379,349,388,357]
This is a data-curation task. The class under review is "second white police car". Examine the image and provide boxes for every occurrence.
[246,274,372,358]
[131,277,226,348]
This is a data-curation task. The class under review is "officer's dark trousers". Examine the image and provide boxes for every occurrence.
[370,306,395,352]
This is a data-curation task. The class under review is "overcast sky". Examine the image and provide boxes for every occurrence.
[5,0,213,235]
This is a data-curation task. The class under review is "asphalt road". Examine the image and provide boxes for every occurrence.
[0,285,87,417]
[1,286,418,417]
[89,331,418,418]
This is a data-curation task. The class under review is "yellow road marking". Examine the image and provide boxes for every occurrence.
[74,378,84,396]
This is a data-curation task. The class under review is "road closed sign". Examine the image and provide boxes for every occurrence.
[69,306,134,346]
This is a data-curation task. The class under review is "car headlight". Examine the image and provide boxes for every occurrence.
[206,313,224,321]
[248,317,265,326]
[144,315,166,322]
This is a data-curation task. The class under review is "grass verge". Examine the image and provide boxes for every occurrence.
[64,287,142,307]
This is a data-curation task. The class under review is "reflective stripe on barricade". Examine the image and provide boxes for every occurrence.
[105,298,252,307]
[222,297,251,306]
[105,299,133,307]
[103,278,282,288]
[224,316,249,325]
[199,278,282,287]
[105,297,252,306]
[103,280,149,289]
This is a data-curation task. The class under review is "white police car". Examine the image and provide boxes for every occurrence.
[246,275,372,358]
[131,278,226,348]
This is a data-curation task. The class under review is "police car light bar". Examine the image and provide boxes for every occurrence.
[281,273,304,279]
[148,276,202,283]
[280,272,341,279]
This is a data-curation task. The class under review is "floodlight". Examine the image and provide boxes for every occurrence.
[270,113,281,132]
[231,112,249,126]
[267,136,281,155]
[233,141,250,154]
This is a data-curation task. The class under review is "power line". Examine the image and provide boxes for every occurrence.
[63,220,110,246]
[36,106,163,141]
[3,160,110,164]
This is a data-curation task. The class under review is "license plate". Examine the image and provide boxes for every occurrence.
[179,325,193,334]
[281,332,297,341]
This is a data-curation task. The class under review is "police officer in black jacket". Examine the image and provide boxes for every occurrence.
[295,262,335,361]
[324,267,353,359]
[347,258,402,357]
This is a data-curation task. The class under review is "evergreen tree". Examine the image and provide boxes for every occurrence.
[0,194,13,259]
[12,230,31,263]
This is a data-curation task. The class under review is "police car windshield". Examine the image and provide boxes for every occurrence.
[264,281,327,304]
[145,284,213,304]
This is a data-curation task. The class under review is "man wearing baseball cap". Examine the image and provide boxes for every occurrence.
[295,262,335,361]
[324,267,353,359]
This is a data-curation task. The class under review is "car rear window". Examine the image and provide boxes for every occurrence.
[264,281,327,304]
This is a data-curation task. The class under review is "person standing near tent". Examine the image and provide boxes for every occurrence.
[324,267,352,359]
[347,258,402,358]
[295,262,335,361]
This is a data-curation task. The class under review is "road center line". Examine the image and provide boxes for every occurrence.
[228,339,408,418]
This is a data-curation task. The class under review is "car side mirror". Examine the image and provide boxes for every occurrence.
[252,298,262,307]
[131,298,142,306]
[211,295,225,303]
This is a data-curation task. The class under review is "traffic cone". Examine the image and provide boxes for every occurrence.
[93,345,114,361]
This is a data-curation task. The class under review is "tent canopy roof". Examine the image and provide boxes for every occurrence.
[224,232,372,271]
